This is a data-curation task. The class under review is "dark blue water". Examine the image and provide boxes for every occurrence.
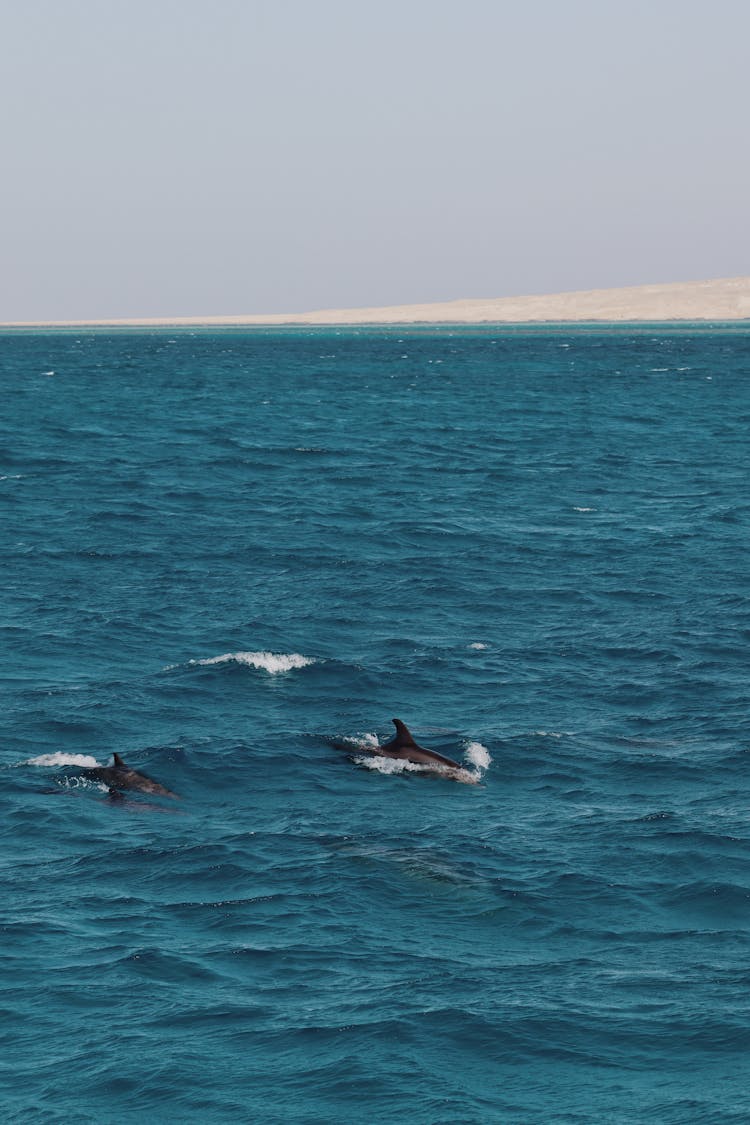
[2,326,750,1123]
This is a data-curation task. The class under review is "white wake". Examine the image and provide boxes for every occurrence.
[188,650,315,674]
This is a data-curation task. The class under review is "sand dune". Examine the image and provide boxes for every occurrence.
[4,277,750,327]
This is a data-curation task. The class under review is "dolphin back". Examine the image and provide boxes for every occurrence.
[81,754,178,799]
[380,719,462,770]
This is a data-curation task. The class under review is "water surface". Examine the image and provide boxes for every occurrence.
[2,326,749,1122]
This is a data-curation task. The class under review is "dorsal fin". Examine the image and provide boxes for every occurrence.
[113,753,126,768]
[391,718,417,747]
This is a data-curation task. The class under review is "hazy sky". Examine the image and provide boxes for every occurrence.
[1,0,748,319]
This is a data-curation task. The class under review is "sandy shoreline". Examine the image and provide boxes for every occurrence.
[3,277,750,328]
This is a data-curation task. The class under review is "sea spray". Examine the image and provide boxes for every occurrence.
[24,752,101,768]
[464,741,492,772]
[189,651,315,674]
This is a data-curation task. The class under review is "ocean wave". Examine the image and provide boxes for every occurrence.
[662,880,750,919]
[23,752,100,768]
[187,651,315,675]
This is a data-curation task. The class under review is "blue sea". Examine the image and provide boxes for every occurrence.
[2,325,750,1123]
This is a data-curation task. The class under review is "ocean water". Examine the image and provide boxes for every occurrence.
[2,325,749,1123]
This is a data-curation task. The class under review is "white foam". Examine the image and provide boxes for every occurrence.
[58,775,108,792]
[24,752,100,768]
[190,650,314,675]
[354,748,484,786]
[343,732,380,750]
[355,754,476,782]
[464,741,492,770]
[469,642,487,650]
[355,754,420,775]
[573,506,596,512]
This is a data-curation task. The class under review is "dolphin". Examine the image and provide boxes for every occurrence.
[370,719,463,771]
[80,753,179,799]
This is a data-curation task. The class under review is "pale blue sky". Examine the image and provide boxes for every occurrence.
[1,0,748,318]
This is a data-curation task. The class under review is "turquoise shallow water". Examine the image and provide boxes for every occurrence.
[2,326,750,1123]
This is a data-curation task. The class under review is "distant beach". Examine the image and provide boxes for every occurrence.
[3,277,750,329]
